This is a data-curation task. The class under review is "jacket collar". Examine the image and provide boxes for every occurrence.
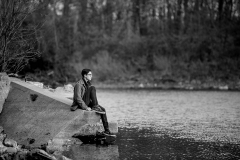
[78,79,86,88]
[78,78,89,88]
[79,78,84,85]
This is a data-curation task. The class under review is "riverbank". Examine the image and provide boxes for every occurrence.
[0,126,73,160]
[10,72,240,91]
[94,79,240,91]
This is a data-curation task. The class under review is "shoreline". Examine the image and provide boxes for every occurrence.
[94,81,240,91]
[9,72,240,91]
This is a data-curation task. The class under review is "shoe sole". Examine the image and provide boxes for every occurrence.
[70,107,78,111]
[93,110,106,114]
[102,133,117,138]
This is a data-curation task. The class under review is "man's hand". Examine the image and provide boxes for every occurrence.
[86,107,91,111]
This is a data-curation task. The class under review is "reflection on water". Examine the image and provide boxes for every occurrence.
[63,144,119,160]
[117,127,240,160]
[63,90,240,160]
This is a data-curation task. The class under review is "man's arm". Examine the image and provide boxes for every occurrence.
[74,83,89,110]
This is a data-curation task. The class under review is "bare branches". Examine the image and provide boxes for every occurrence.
[0,0,40,73]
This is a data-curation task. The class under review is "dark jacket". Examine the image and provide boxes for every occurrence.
[71,79,88,110]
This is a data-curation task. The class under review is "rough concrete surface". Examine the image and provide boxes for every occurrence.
[0,73,10,113]
[0,80,104,147]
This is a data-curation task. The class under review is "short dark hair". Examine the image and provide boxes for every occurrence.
[81,69,91,77]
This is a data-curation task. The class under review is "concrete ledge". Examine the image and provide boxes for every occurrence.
[0,73,10,113]
[0,80,108,147]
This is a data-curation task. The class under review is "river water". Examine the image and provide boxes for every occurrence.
[63,89,240,160]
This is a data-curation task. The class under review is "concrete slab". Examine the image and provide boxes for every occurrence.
[0,80,108,147]
[0,72,10,113]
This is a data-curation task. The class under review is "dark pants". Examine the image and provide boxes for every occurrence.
[85,86,110,132]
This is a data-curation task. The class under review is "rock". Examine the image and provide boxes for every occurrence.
[0,73,9,85]
[53,151,62,158]
[30,149,57,160]
[0,146,7,154]
[54,84,73,93]
[54,87,65,93]
[26,81,44,88]
[48,88,55,92]
[17,148,29,154]
[73,122,118,137]
[47,140,63,154]
[4,138,18,148]
[0,126,4,133]
[5,147,17,154]
[0,143,4,148]
[0,72,10,113]
[46,137,82,154]
[0,132,7,142]
[186,86,194,90]
[0,153,10,160]
[139,83,144,88]
[0,100,4,113]
[72,123,104,137]
[53,151,72,160]
[62,138,82,147]
[13,151,29,160]
[64,84,73,92]
[60,155,72,160]
[219,85,228,90]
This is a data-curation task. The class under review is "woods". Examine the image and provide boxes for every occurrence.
[1,0,240,85]
[0,0,40,73]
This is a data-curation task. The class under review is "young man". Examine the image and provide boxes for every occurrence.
[70,69,115,137]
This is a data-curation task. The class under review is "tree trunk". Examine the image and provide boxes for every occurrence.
[73,9,79,51]
[166,0,172,33]
[63,0,71,53]
[125,1,134,39]
[79,0,87,28]
[183,0,189,33]
[175,0,182,34]
[238,0,240,17]
[225,0,233,20]
[218,0,224,22]
[52,0,59,67]
[105,0,113,35]
[140,0,148,36]
[194,0,200,31]
[132,0,140,35]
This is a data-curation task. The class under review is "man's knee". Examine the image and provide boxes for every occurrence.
[89,86,96,92]
[98,105,106,111]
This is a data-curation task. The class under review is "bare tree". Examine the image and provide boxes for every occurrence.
[0,0,40,73]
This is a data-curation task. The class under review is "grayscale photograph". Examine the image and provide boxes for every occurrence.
[0,0,240,159]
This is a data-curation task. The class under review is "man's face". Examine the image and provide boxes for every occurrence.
[85,71,92,81]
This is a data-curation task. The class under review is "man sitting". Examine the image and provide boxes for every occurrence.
[70,68,115,137]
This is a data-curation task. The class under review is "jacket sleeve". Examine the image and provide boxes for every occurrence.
[74,83,88,110]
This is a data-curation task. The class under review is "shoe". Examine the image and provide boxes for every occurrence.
[70,105,78,111]
[92,106,105,114]
[96,131,106,138]
[102,131,116,137]
[96,131,116,144]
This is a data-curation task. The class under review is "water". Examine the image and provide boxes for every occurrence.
[63,90,240,160]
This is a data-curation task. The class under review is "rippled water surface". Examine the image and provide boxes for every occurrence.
[64,90,240,160]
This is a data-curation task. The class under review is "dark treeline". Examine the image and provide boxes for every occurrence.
[1,0,240,85]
